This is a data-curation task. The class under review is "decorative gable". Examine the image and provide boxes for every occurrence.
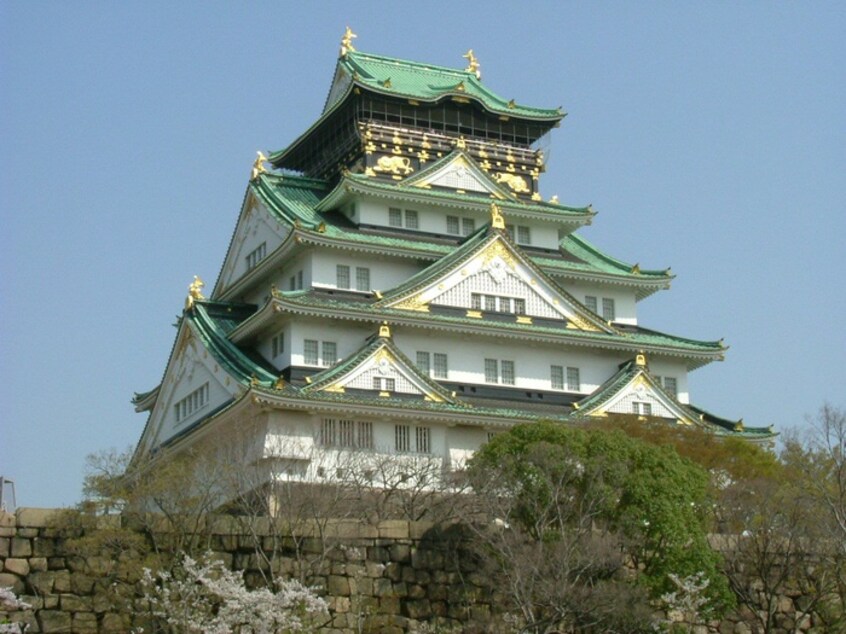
[214,194,290,296]
[383,232,610,333]
[406,152,506,196]
[304,331,456,403]
[576,355,696,424]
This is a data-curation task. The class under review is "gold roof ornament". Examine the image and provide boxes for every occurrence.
[507,99,516,109]
[463,49,481,79]
[250,151,268,180]
[631,263,641,274]
[340,26,357,57]
[185,275,205,310]
[379,321,391,338]
[635,351,647,367]
[490,202,505,229]
[274,376,286,390]
[549,195,559,204]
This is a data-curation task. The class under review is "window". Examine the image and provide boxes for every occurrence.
[602,298,616,321]
[551,365,564,390]
[304,339,319,365]
[174,383,209,423]
[632,402,652,416]
[501,360,515,385]
[416,351,431,375]
[245,242,266,270]
[320,419,373,449]
[373,376,396,392]
[506,224,532,245]
[336,264,350,289]
[297,270,304,291]
[485,359,515,384]
[355,267,370,291]
[416,426,431,454]
[433,353,448,379]
[289,275,296,291]
[446,215,475,236]
[389,207,403,227]
[389,208,419,229]
[395,424,431,453]
[566,367,580,392]
[395,424,411,452]
[485,358,499,383]
[471,293,526,315]
[585,296,598,313]
[322,341,337,366]
[271,332,284,358]
[662,377,678,397]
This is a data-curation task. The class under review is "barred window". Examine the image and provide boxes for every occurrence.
[246,242,266,270]
[271,332,284,358]
[501,360,515,385]
[471,293,482,310]
[373,376,396,392]
[517,225,531,245]
[355,267,370,291]
[462,217,475,236]
[433,353,448,379]
[322,341,337,366]
[416,351,431,375]
[416,426,431,454]
[358,421,373,449]
[304,339,319,365]
[405,209,419,229]
[320,419,373,449]
[485,358,499,383]
[585,296,598,313]
[339,419,356,447]
[602,298,616,321]
[551,365,564,390]
[566,367,581,392]
[297,270,304,290]
[484,295,497,312]
[320,418,336,446]
[395,424,411,452]
[513,298,526,315]
[174,383,209,423]
[336,264,350,289]
[389,207,403,227]
[663,377,678,397]
[446,216,460,235]
[632,402,652,416]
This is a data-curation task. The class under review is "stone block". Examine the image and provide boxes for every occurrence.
[393,582,408,598]
[377,520,409,540]
[72,611,99,633]
[384,562,403,581]
[18,528,39,538]
[48,557,66,570]
[378,596,401,615]
[3,558,29,576]
[332,595,351,613]
[32,537,56,557]
[356,576,373,596]
[373,578,393,597]
[16,508,59,528]
[43,594,59,609]
[0,527,15,537]
[7,612,38,634]
[53,570,72,593]
[327,575,350,596]
[408,521,435,540]
[408,584,426,599]
[0,572,24,594]
[61,593,93,612]
[101,613,130,632]
[0,511,14,527]
[368,546,390,563]
[404,599,432,620]
[29,556,48,572]
[38,609,72,633]
[365,561,386,577]
[10,537,32,558]
[427,583,447,601]
[389,543,411,562]
[28,571,56,594]
[0,536,9,556]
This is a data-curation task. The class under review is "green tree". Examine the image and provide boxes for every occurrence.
[468,422,733,632]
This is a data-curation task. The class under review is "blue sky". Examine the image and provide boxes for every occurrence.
[2,2,844,509]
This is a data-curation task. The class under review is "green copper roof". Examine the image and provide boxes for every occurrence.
[559,234,670,278]
[339,50,563,121]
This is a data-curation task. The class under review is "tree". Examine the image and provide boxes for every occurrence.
[467,422,733,633]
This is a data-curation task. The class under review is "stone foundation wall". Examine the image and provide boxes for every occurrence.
[0,509,831,633]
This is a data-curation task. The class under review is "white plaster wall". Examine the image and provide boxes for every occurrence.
[311,250,422,292]
[394,330,626,394]
[288,320,373,368]
[645,359,690,403]
[257,326,291,371]
[220,201,289,293]
[355,196,561,249]
[561,281,638,325]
